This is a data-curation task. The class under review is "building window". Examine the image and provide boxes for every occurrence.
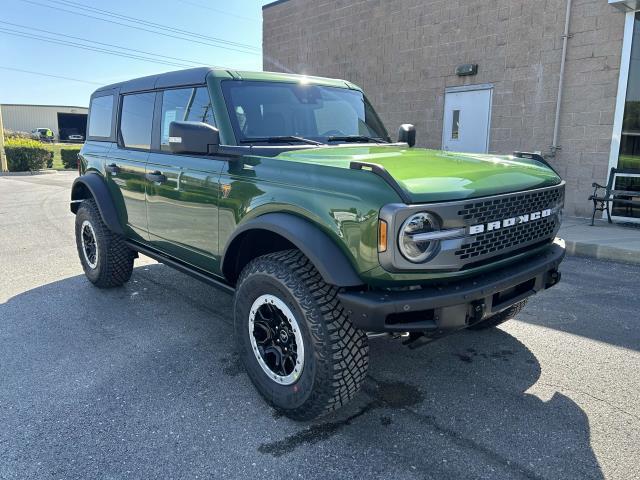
[160,87,216,151]
[119,92,155,150]
[615,12,640,218]
[88,95,113,138]
[451,110,460,140]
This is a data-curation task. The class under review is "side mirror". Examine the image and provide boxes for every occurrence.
[398,124,416,147]
[169,121,220,155]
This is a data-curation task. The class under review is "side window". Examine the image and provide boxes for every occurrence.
[160,87,216,151]
[88,95,113,138]
[119,92,155,150]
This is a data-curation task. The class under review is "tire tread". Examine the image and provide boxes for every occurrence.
[235,249,368,420]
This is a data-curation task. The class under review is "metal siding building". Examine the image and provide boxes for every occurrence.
[1,104,88,140]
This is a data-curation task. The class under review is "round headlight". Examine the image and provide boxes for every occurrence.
[398,212,441,263]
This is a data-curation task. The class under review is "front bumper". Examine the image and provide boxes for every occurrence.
[339,238,566,333]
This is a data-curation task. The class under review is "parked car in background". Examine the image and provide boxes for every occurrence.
[31,127,55,142]
[67,134,84,142]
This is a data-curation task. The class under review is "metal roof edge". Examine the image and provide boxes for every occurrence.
[0,103,88,109]
[262,0,291,10]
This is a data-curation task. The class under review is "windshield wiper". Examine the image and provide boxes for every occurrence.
[240,136,322,145]
[326,135,385,143]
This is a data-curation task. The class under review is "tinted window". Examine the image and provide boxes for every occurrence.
[120,92,155,149]
[160,87,215,151]
[88,95,113,138]
[221,80,389,143]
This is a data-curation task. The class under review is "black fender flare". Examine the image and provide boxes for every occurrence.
[70,173,124,235]
[222,213,364,287]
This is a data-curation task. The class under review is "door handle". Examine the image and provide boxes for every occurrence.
[145,171,167,184]
[105,163,120,174]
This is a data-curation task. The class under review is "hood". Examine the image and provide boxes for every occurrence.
[275,145,561,203]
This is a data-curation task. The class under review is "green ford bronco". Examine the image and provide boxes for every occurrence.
[71,67,565,420]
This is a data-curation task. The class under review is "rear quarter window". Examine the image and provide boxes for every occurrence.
[88,95,114,138]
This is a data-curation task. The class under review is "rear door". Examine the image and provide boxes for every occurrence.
[105,92,156,241]
[145,86,225,272]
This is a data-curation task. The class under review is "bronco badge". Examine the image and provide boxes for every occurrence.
[468,208,553,235]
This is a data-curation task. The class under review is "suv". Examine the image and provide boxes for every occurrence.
[71,68,565,420]
[31,127,55,142]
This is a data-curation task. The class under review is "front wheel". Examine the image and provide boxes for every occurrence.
[234,249,369,421]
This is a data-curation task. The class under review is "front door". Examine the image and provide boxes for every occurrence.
[145,86,224,273]
[442,87,493,154]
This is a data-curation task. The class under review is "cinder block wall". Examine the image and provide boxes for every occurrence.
[263,0,627,216]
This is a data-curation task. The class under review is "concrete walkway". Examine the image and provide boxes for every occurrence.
[559,216,640,265]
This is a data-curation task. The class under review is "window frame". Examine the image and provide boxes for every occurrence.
[86,91,117,142]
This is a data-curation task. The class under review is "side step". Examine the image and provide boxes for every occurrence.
[125,241,235,295]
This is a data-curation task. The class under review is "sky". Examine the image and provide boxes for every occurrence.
[0,0,273,107]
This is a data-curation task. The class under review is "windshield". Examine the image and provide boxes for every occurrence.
[221,80,390,143]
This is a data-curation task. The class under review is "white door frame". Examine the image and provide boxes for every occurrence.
[442,84,494,154]
[608,10,640,223]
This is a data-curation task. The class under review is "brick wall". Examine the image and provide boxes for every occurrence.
[263,0,628,216]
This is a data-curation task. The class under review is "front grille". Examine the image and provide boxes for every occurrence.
[457,187,564,224]
[455,186,564,261]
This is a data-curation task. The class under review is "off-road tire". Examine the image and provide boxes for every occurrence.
[75,199,134,288]
[467,299,528,330]
[234,249,369,421]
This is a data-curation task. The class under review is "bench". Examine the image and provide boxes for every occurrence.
[589,167,640,225]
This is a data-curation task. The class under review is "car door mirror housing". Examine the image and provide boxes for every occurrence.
[169,121,220,155]
[398,124,416,147]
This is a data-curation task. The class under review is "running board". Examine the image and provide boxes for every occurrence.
[125,241,235,295]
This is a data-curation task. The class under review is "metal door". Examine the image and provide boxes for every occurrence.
[442,87,493,154]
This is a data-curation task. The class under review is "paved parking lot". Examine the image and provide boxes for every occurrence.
[1,171,638,480]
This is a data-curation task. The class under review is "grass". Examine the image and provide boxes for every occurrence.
[619,155,640,171]
[44,143,82,170]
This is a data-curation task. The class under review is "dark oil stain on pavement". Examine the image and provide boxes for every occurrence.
[258,378,423,457]
[453,348,515,363]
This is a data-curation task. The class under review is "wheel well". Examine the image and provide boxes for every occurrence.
[223,229,296,285]
[70,182,93,214]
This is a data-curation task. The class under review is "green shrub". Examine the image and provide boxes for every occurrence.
[61,148,81,169]
[4,138,53,172]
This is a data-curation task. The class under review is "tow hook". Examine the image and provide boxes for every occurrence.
[546,270,561,288]
[470,300,486,324]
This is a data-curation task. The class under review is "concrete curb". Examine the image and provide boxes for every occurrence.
[564,239,640,265]
[0,169,60,177]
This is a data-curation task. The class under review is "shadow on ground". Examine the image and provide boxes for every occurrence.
[516,256,640,352]
[0,264,604,479]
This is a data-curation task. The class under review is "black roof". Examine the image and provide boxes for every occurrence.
[93,67,213,95]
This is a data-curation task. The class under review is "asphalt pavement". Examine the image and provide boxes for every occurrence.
[1,171,638,480]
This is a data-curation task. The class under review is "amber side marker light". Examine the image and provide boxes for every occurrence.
[378,220,388,252]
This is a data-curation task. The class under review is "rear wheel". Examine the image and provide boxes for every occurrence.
[75,199,134,288]
[467,300,527,330]
[234,249,369,421]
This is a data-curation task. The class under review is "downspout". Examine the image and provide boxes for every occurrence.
[550,0,573,158]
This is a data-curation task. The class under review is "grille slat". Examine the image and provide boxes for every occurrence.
[455,186,564,260]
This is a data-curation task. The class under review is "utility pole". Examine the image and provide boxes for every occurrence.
[0,104,8,172]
